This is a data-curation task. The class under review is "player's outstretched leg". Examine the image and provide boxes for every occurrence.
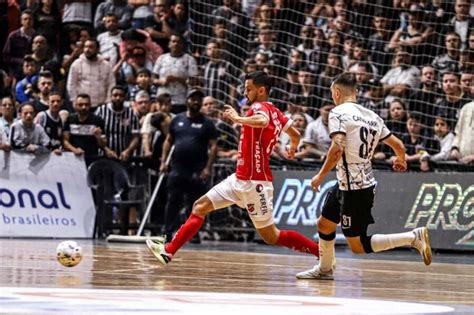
[257,224,319,257]
[367,227,432,265]
[146,195,214,267]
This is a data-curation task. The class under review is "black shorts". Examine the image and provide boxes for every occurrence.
[321,183,376,237]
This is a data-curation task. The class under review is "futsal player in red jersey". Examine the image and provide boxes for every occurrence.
[147,71,319,266]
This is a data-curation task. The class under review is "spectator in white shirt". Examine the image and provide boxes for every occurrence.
[380,47,420,103]
[152,33,198,113]
[298,103,334,160]
[97,13,123,66]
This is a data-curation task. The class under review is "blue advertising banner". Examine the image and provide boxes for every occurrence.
[273,170,474,251]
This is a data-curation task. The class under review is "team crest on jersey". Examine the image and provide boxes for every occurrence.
[247,203,255,213]
[256,184,263,193]
[252,103,262,110]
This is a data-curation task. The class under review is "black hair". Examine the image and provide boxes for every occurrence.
[245,71,272,92]
[39,70,53,79]
[150,112,171,131]
[76,93,91,101]
[49,91,62,98]
[332,72,357,89]
[137,68,151,76]
[104,13,118,20]
[85,38,100,49]
[156,93,172,104]
[19,101,35,113]
[111,85,127,94]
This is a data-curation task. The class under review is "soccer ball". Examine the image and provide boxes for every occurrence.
[56,241,83,267]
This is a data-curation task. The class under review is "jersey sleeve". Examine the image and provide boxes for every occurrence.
[380,122,391,141]
[277,109,292,132]
[328,109,348,137]
[250,102,270,121]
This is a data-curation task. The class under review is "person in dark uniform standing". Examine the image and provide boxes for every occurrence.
[159,89,218,241]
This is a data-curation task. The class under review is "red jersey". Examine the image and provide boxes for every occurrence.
[235,101,292,181]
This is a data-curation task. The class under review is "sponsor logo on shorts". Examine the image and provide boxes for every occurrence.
[259,193,268,216]
[256,184,264,193]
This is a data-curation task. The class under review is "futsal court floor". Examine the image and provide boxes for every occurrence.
[0,238,473,314]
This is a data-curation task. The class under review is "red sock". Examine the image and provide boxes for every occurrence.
[276,230,319,257]
[165,213,204,255]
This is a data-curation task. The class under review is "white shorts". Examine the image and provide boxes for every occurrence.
[206,173,274,229]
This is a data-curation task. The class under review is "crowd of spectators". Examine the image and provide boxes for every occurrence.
[1,0,473,173]
[1,0,474,233]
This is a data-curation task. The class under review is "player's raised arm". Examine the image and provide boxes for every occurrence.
[382,134,407,172]
[311,133,346,191]
[222,105,269,128]
[283,125,300,159]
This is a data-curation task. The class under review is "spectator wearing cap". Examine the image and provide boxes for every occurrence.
[97,13,123,66]
[451,100,474,164]
[153,33,198,114]
[409,65,442,130]
[202,39,238,106]
[3,10,35,79]
[95,85,140,161]
[67,39,116,111]
[159,88,218,241]
[9,103,50,154]
[129,68,158,102]
[380,47,420,103]
[432,32,461,74]
[15,56,38,104]
[435,71,471,128]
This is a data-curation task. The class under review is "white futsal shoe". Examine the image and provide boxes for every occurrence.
[411,227,432,266]
[296,257,336,280]
[296,264,334,280]
[146,239,172,267]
